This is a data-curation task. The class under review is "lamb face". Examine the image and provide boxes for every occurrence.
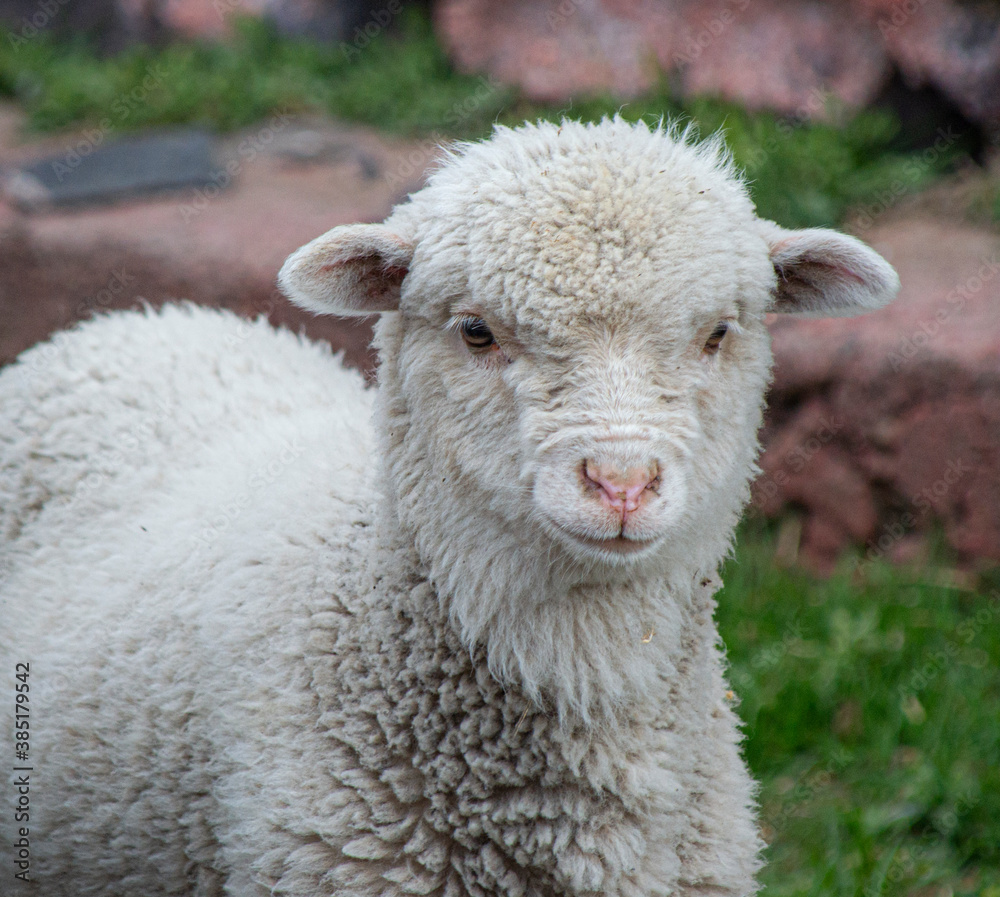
[281,118,899,718]
[384,222,775,574]
[280,119,897,585]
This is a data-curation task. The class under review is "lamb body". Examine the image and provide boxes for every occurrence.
[0,118,898,896]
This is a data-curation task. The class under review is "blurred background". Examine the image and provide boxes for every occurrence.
[0,1,997,894]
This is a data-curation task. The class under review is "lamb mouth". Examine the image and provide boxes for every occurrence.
[547,520,660,556]
[574,533,658,555]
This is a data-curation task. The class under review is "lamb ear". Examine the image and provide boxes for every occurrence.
[760,220,900,317]
[278,224,413,316]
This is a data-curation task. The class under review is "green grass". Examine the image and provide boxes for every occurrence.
[0,9,965,228]
[0,11,510,139]
[720,520,1000,897]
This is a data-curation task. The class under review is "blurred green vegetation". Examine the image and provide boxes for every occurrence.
[968,178,1000,226]
[721,520,1000,897]
[0,8,970,228]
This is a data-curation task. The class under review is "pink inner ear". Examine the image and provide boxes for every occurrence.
[766,226,898,315]
[314,254,408,309]
[821,261,865,285]
[358,258,407,305]
[319,256,408,276]
[773,241,867,287]
[794,259,866,286]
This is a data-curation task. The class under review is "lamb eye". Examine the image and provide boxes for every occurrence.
[703,322,729,355]
[459,318,495,350]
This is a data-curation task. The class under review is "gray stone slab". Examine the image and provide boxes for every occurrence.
[3,129,218,210]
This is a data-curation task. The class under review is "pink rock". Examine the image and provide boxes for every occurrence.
[759,217,1000,569]
[433,0,656,102]
[153,0,242,38]
[0,0,374,46]
[856,0,1000,131]
[670,0,888,117]
[434,0,890,117]
[155,0,332,39]
[434,0,1000,130]
[0,113,441,374]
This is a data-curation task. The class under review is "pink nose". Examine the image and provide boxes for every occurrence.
[583,460,660,515]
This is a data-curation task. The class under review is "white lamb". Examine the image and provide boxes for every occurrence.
[0,118,897,896]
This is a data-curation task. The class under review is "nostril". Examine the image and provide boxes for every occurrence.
[583,460,660,513]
